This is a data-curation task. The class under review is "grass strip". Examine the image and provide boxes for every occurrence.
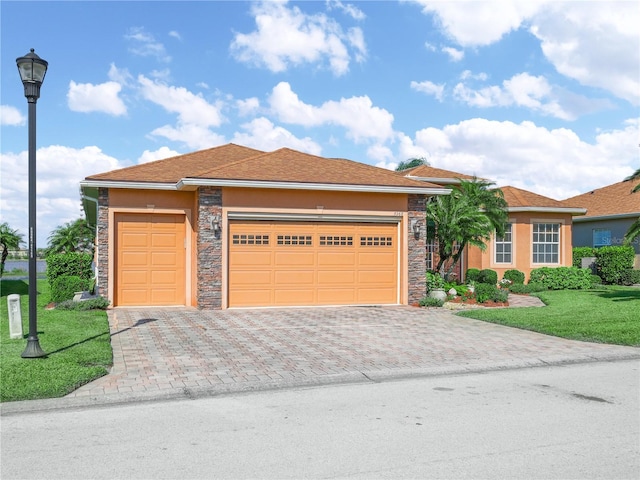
[457,286,640,346]
[0,279,112,402]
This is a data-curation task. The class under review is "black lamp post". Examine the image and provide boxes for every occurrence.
[16,48,48,358]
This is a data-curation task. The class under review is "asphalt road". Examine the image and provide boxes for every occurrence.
[2,359,639,479]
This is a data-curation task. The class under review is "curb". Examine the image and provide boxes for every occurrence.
[3,353,639,417]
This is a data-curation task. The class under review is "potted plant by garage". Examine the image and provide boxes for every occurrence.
[426,271,447,301]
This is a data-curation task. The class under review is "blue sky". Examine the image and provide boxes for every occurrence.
[1,0,638,246]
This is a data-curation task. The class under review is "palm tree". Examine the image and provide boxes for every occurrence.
[0,223,25,277]
[623,167,640,245]
[427,178,508,276]
[46,218,95,255]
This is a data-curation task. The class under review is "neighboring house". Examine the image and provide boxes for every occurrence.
[80,144,447,309]
[562,179,640,267]
[401,166,586,281]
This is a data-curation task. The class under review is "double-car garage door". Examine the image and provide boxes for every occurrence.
[228,221,398,307]
[115,214,399,308]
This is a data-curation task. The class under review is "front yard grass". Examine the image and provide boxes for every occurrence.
[457,286,640,346]
[0,279,112,403]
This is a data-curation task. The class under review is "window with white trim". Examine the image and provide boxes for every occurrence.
[532,223,559,264]
[494,223,512,263]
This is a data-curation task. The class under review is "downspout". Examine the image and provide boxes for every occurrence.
[81,194,99,289]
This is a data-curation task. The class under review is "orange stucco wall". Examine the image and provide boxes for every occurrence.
[223,188,407,212]
[465,212,575,283]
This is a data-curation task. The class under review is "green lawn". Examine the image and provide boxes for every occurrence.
[0,279,112,402]
[457,286,640,346]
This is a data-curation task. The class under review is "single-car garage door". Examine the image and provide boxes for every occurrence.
[228,221,398,307]
[115,213,186,306]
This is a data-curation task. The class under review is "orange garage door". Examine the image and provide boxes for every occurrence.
[229,221,398,307]
[115,213,186,306]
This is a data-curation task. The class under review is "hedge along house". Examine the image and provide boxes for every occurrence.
[80,144,447,309]
[400,165,587,281]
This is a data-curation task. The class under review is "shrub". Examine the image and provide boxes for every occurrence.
[590,274,603,287]
[503,269,525,285]
[508,282,547,294]
[573,247,597,268]
[55,296,110,310]
[618,269,640,286]
[419,296,444,307]
[465,268,481,283]
[595,246,636,284]
[51,275,90,303]
[46,252,93,289]
[426,271,445,291]
[475,283,496,303]
[490,288,509,303]
[529,266,592,290]
[477,269,498,286]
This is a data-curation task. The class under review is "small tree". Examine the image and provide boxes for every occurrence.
[46,218,95,255]
[396,157,428,171]
[623,168,640,246]
[0,223,24,277]
[427,178,508,276]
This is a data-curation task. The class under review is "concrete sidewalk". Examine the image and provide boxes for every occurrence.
[3,299,638,414]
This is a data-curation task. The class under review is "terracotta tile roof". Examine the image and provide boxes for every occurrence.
[84,143,442,190]
[86,143,265,183]
[500,185,578,209]
[562,179,640,218]
[399,164,481,183]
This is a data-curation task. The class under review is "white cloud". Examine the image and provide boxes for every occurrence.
[326,0,366,20]
[460,70,488,82]
[107,63,133,86]
[137,146,181,164]
[0,105,26,126]
[414,1,639,105]
[67,80,127,116]
[530,3,640,106]
[230,0,366,76]
[124,27,171,63]
[442,46,463,61]
[413,0,545,47]
[168,30,182,41]
[268,81,394,143]
[0,145,122,246]
[410,80,445,102]
[402,117,639,199]
[137,75,226,149]
[231,117,322,155]
[452,72,608,120]
[236,97,260,117]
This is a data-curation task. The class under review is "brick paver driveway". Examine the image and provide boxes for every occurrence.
[69,306,639,399]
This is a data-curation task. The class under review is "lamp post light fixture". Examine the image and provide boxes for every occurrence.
[16,48,48,358]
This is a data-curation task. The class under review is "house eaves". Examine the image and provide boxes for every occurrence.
[572,212,640,223]
[405,175,463,185]
[80,178,450,196]
[507,206,587,215]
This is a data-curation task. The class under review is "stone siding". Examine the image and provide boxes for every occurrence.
[96,188,109,299]
[407,194,427,304]
[197,187,223,309]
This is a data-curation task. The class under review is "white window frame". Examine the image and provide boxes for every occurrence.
[494,223,513,264]
[532,222,560,264]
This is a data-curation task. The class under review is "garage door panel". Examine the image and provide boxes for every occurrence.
[121,233,149,247]
[317,252,356,266]
[230,252,272,266]
[230,271,271,285]
[274,270,315,285]
[358,252,396,266]
[116,213,186,307]
[275,252,315,266]
[228,221,398,308]
[317,270,356,284]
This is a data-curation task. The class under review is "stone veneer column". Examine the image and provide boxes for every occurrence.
[96,188,109,300]
[407,194,427,305]
[197,187,223,309]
